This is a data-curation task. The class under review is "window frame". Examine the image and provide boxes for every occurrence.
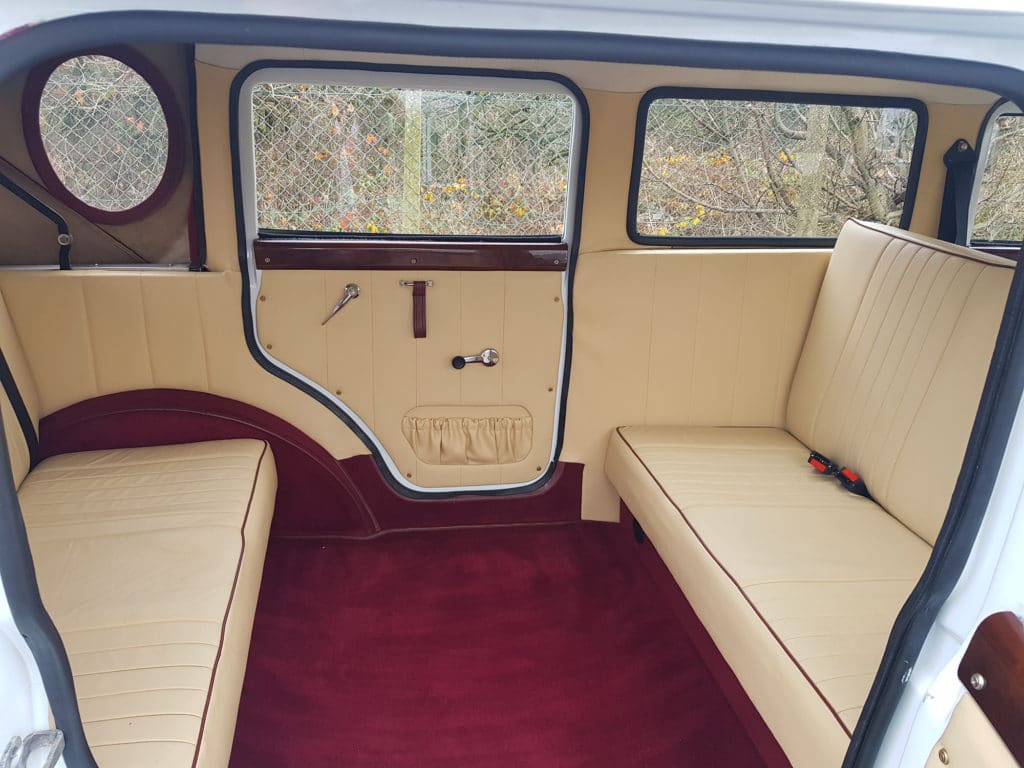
[20,45,186,225]
[626,86,929,248]
[238,63,585,246]
[968,99,1024,249]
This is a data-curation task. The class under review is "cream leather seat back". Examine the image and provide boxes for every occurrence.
[0,288,39,487]
[786,220,1015,544]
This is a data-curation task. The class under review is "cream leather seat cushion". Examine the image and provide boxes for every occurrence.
[20,439,277,768]
[607,426,931,765]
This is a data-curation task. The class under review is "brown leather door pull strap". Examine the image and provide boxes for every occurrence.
[400,279,432,339]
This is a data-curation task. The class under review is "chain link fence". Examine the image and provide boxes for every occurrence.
[974,114,1024,243]
[636,98,919,239]
[251,82,574,237]
[38,55,169,212]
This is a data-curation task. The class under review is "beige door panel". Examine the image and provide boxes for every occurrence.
[563,248,830,521]
[0,270,368,460]
[256,269,563,488]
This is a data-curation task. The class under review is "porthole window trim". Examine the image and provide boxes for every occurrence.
[21,45,186,225]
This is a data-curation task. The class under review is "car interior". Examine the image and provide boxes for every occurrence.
[0,20,1022,768]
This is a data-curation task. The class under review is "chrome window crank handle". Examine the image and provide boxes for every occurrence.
[322,283,360,325]
[452,348,499,369]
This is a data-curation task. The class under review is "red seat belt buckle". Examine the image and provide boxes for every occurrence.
[808,451,838,475]
[838,467,871,498]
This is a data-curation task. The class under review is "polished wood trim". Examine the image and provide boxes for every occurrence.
[253,239,568,271]
[958,611,1024,762]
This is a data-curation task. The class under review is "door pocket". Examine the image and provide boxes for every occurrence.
[402,405,533,465]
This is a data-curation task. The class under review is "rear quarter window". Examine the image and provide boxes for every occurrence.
[971,112,1024,246]
[629,89,926,246]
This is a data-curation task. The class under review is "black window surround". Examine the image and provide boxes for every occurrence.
[970,100,1024,248]
[626,87,929,248]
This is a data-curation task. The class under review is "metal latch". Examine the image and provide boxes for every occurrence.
[1,730,64,768]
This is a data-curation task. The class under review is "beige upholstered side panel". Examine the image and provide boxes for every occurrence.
[0,271,368,460]
[926,695,1017,768]
[0,286,39,487]
[563,248,829,520]
[786,220,1014,544]
[257,270,563,486]
[910,103,994,238]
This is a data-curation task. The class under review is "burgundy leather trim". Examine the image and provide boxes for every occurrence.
[342,456,582,531]
[191,441,267,768]
[21,45,186,226]
[613,427,854,737]
[412,280,427,338]
[38,390,582,536]
[253,239,568,271]
[958,611,1024,762]
[38,389,378,537]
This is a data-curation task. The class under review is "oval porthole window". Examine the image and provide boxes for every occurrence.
[23,49,184,223]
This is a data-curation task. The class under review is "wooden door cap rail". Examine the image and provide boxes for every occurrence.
[253,239,568,271]
[957,611,1024,763]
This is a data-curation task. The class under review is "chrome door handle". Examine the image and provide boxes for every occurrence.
[322,283,360,325]
[452,348,499,369]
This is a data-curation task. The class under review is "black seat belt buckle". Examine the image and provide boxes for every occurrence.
[808,451,838,476]
[838,467,871,499]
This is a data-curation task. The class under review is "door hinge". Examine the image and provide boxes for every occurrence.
[1,730,64,768]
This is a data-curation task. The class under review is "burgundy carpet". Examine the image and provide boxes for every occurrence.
[230,523,769,767]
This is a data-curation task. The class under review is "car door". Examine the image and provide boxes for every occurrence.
[232,63,585,494]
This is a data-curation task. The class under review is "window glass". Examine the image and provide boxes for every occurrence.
[972,113,1024,245]
[38,55,170,212]
[633,95,921,240]
[251,81,575,237]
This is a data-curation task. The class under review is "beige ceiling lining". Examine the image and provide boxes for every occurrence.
[195,44,999,105]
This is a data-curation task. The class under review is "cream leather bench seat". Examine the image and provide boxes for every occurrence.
[605,220,1015,767]
[0,291,277,767]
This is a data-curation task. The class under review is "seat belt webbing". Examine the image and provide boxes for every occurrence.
[937,138,979,246]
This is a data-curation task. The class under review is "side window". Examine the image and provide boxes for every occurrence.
[4,45,195,269]
[629,90,925,244]
[24,52,184,225]
[971,111,1024,246]
[249,76,577,239]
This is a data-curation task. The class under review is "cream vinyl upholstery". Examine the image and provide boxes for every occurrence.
[0,272,367,461]
[257,270,562,487]
[21,441,276,768]
[605,220,1014,767]
[0,285,278,767]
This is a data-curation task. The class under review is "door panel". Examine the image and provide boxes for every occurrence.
[256,269,564,487]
